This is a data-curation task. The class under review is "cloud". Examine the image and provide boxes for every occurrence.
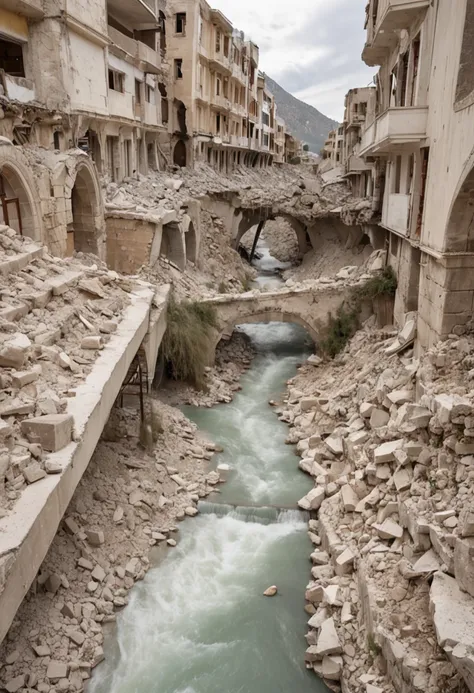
[211,0,375,120]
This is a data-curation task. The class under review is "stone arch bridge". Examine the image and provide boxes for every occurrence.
[203,283,348,351]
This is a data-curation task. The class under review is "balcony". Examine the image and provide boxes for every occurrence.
[230,135,249,148]
[347,112,367,130]
[137,41,160,74]
[210,94,231,111]
[1,0,43,18]
[359,107,428,156]
[383,193,411,235]
[363,0,430,65]
[108,89,134,120]
[108,26,160,73]
[209,51,231,75]
[232,103,246,117]
[346,155,371,174]
[107,0,156,27]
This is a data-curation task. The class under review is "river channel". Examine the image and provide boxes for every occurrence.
[89,240,329,693]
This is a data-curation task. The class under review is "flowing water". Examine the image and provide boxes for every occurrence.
[89,239,329,693]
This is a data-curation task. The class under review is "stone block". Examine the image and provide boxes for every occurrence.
[341,484,358,512]
[315,617,341,656]
[374,439,404,464]
[322,654,343,681]
[0,398,35,416]
[298,486,325,511]
[5,676,25,693]
[0,418,12,440]
[86,530,105,546]
[11,368,40,389]
[335,547,355,575]
[46,661,68,680]
[360,402,375,418]
[81,336,103,350]
[300,397,318,412]
[23,463,46,485]
[0,333,31,368]
[324,434,343,456]
[370,408,390,429]
[305,583,325,604]
[374,519,403,540]
[21,414,73,452]
[454,537,474,598]
[393,466,412,491]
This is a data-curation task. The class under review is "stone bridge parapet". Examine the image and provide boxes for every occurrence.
[203,282,349,348]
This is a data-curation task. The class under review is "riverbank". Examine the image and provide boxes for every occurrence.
[280,315,473,693]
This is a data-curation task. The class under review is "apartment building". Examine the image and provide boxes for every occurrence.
[357,0,474,347]
[166,0,280,170]
[274,117,286,164]
[0,0,168,257]
[321,0,474,349]
[343,87,376,197]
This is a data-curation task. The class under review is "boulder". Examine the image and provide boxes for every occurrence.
[322,655,343,681]
[46,661,68,680]
[370,408,390,429]
[298,486,325,511]
[300,397,318,412]
[21,414,74,452]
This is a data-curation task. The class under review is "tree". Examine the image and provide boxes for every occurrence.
[303,144,310,152]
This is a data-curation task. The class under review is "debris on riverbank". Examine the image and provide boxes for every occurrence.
[0,401,223,691]
[281,313,474,693]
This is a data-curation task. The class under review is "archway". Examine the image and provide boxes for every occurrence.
[70,163,101,256]
[217,311,318,348]
[0,164,38,240]
[161,221,186,270]
[173,140,187,167]
[445,162,474,252]
[185,220,197,264]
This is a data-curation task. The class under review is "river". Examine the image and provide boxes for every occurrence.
[89,239,329,693]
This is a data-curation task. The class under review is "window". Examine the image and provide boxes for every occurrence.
[216,77,221,96]
[53,131,61,151]
[175,59,183,79]
[135,79,142,104]
[216,30,221,53]
[108,69,124,92]
[198,15,203,44]
[224,36,230,57]
[0,38,25,77]
[176,13,186,34]
[456,0,474,110]
[263,134,269,147]
[262,112,269,126]
[216,113,221,134]
[146,85,155,103]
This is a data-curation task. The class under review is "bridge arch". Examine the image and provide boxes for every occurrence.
[235,211,309,258]
[218,310,318,344]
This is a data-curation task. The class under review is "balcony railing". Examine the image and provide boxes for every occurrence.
[230,135,249,148]
[108,26,160,73]
[347,112,367,130]
[209,51,231,75]
[363,0,430,66]
[210,94,231,111]
[359,106,428,156]
[383,193,411,235]
[346,155,371,173]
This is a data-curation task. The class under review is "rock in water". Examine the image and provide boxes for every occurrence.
[263,585,278,597]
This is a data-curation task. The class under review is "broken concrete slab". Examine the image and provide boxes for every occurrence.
[315,617,342,656]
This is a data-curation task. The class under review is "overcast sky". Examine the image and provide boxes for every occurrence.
[211,0,376,122]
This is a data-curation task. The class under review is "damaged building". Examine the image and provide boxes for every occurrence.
[0,0,169,257]
[322,0,474,348]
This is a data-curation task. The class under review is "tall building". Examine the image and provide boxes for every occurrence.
[166,0,282,170]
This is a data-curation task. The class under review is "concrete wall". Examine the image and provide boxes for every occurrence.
[67,31,108,115]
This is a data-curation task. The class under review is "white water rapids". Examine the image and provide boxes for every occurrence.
[89,240,329,693]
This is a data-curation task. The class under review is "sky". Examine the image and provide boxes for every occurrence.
[210,0,376,122]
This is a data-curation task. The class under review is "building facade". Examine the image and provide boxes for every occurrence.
[166,0,285,170]
[324,0,474,349]
[0,0,168,257]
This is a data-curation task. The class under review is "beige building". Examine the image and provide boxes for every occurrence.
[343,87,376,197]
[166,0,282,170]
[325,0,474,348]
[0,0,168,257]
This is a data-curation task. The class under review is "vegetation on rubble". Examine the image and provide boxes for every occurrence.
[320,266,398,358]
[162,298,218,389]
[367,634,382,659]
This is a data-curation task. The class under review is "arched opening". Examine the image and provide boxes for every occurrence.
[185,220,197,264]
[173,139,187,167]
[445,164,474,252]
[161,221,186,271]
[0,165,37,240]
[69,164,100,256]
[217,312,318,351]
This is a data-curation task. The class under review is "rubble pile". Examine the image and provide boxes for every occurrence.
[0,401,223,692]
[0,226,134,516]
[279,316,474,693]
[105,162,354,233]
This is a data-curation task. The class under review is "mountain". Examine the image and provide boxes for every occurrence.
[265,75,338,154]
